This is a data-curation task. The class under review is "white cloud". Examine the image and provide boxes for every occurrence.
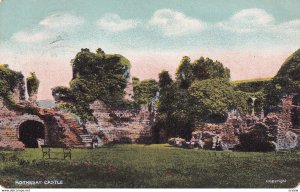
[96,14,139,32]
[12,13,83,43]
[217,8,274,33]
[39,14,84,29]
[12,31,52,43]
[277,19,300,33]
[149,9,206,36]
[217,8,300,36]
[231,8,274,25]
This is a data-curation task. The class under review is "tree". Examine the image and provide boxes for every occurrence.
[188,79,235,123]
[192,57,230,81]
[176,56,193,89]
[155,82,194,140]
[155,57,235,141]
[158,70,173,89]
[154,70,195,140]
[133,79,159,107]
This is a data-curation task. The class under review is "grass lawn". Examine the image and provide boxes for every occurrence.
[0,144,299,188]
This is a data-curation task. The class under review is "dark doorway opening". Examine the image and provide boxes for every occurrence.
[19,120,45,148]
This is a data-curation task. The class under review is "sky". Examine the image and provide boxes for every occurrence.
[1,0,300,100]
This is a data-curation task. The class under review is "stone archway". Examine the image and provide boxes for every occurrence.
[19,120,45,148]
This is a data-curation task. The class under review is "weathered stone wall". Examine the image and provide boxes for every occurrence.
[193,95,300,150]
[85,100,152,143]
[0,70,92,149]
[0,98,88,149]
[0,99,43,149]
[275,95,300,150]
[194,118,241,149]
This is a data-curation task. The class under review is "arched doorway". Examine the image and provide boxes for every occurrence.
[19,120,45,148]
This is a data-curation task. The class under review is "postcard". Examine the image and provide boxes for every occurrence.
[0,0,299,191]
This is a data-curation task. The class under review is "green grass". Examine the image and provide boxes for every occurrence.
[0,144,299,188]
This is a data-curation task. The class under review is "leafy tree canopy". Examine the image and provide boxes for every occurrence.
[52,48,132,122]
[192,57,230,81]
[176,56,194,89]
[155,55,264,140]
[155,81,194,139]
[188,79,235,123]
[133,78,159,107]
[176,56,230,89]
[158,70,173,89]
[156,56,232,139]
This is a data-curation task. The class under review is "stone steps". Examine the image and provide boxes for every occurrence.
[58,112,92,147]
[38,108,90,147]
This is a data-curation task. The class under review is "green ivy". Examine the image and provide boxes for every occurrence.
[26,72,40,97]
[233,78,271,93]
[0,64,37,114]
[52,48,132,122]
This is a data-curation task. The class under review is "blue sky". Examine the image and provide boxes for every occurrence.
[1,0,300,99]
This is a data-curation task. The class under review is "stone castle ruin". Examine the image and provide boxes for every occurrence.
[0,75,89,149]
[1,77,300,150]
[0,98,89,149]
[0,76,153,149]
[194,94,300,150]
[0,66,299,150]
[83,77,153,144]
[85,100,152,144]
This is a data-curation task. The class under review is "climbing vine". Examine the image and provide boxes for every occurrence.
[26,72,40,97]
